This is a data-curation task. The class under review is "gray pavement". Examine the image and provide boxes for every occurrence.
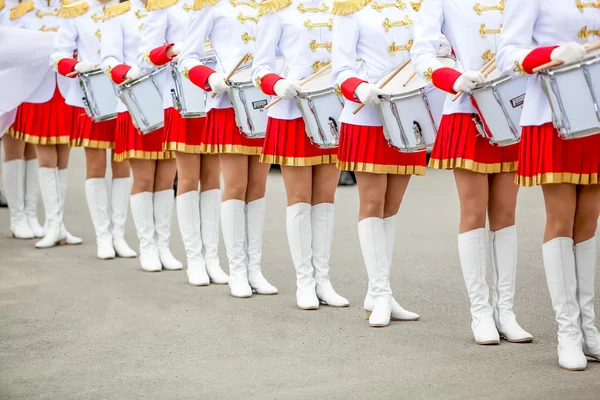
[1,149,599,399]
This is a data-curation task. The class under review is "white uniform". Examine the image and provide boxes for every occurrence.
[137,0,195,110]
[410,0,503,115]
[252,0,332,120]
[100,0,145,113]
[50,0,106,108]
[497,0,600,127]
[178,0,258,111]
[331,0,418,126]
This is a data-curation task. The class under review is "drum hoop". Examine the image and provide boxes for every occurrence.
[122,65,168,88]
[297,87,335,98]
[79,69,105,78]
[542,54,600,75]
[472,75,515,92]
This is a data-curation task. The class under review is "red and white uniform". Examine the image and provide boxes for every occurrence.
[51,0,116,149]
[136,0,204,154]
[410,0,517,174]
[9,0,77,145]
[497,0,600,186]
[331,0,426,175]
[252,0,337,166]
[178,0,263,155]
[100,0,173,161]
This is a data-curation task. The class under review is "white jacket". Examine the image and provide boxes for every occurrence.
[331,0,418,126]
[178,0,258,111]
[410,0,504,115]
[497,0,600,126]
[252,0,333,120]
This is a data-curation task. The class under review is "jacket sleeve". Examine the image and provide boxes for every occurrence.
[100,15,124,71]
[50,17,78,76]
[137,8,171,72]
[251,12,283,96]
[331,14,364,102]
[178,6,214,73]
[497,0,541,77]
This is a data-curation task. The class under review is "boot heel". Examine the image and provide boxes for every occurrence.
[365,310,372,319]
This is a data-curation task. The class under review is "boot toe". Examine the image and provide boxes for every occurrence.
[473,318,500,345]
[316,284,349,307]
[206,263,230,284]
[559,346,588,371]
[230,282,253,298]
[187,268,210,286]
[390,299,420,321]
[113,240,137,258]
[498,322,533,343]
[296,289,319,310]
[160,252,183,270]
[12,221,35,239]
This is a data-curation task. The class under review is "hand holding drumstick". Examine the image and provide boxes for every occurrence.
[264,64,332,110]
[532,41,600,73]
[210,52,251,99]
[352,59,411,115]
[451,57,495,102]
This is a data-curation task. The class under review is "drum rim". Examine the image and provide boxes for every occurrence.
[376,56,456,96]
[472,74,521,92]
[541,52,600,75]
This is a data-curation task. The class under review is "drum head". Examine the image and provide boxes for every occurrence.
[378,56,456,94]
[300,69,332,92]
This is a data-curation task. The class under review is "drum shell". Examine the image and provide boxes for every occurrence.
[228,80,269,139]
[375,86,441,153]
[471,75,526,147]
[540,56,600,140]
[79,69,118,123]
[118,69,165,134]
[171,67,208,118]
[295,87,343,149]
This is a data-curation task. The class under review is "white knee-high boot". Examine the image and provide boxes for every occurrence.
[312,203,348,307]
[177,191,209,285]
[489,225,533,342]
[111,177,136,258]
[200,189,228,284]
[543,237,587,371]
[24,159,43,237]
[35,167,62,248]
[3,159,34,238]
[364,214,419,321]
[85,178,115,259]
[221,199,252,298]
[57,169,82,245]
[153,189,182,270]
[246,198,278,295]
[287,202,319,309]
[458,228,499,345]
[130,191,161,272]
[358,217,392,327]
[574,237,600,362]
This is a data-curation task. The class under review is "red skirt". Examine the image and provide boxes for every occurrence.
[71,108,116,149]
[259,117,337,166]
[8,87,77,145]
[517,123,600,186]
[336,123,426,175]
[428,113,519,174]
[163,107,205,154]
[201,108,263,156]
[113,112,174,161]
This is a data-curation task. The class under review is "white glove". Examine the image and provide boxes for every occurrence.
[126,65,143,81]
[438,36,452,57]
[451,70,485,93]
[208,72,229,94]
[551,42,586,65]
[171,42,183,57]
[273,79,301,100]
[354,83,388,105]
[74,60,96,74]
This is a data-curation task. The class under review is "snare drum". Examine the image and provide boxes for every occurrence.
[228,65,270,139]
[171,55,216,118]
[118,66,166,134]
[79,69,118,122]
[375,57,454,153]
[540,52,600,140]
[470,68,527,146]
[296,69,343,149]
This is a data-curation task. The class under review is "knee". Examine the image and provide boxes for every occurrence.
[199,169,220,191]
[111,160,130,178]
[133,175,155,192]
[86,165,105,179]
[383,202,400,219]
[574,216,598,243]
[177,175,199,194]
[288,191,311,205]
[361,196,385,218]
[489,208,516,231]
[545,215,574,239]
[224,180,248,200]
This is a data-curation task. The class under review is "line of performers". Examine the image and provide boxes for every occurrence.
[1,0,600,372]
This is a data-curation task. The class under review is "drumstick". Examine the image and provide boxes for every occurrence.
[452,57,496,102]
[352,59,411,115]
[211,52,251,99]
[67,71,79,77]
[403,71,417,87]
[263,64,332,110]
[532,42,600,73]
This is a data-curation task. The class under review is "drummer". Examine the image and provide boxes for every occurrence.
[136,0,229,286]
[8,0,82,249]
[51,0,136,260]
[1,0,44,241]
[331,0,422,327]
[179,0,277,298]
[410,0,532,344]
[497,0,600,371]
[101,0,181,272]
[252,0,349,310]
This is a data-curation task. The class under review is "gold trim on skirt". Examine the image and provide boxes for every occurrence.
[337,160,426,176]
[260,154,338,167]
[428,157,518,174]
[517,172,600,187]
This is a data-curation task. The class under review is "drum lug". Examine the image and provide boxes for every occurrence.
[170,88,181,111]
[472,114,490,139]
[328,117,339,147]
[412,121,425,146]
[81,96,93,119]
